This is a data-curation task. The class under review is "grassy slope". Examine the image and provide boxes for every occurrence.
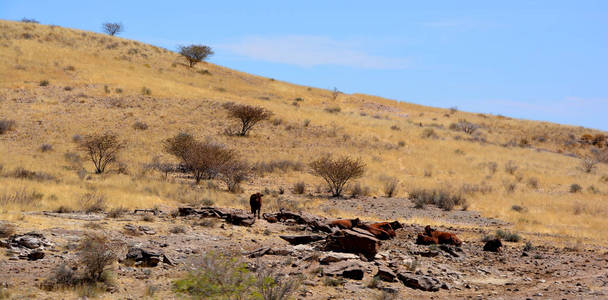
[0,20,607,244]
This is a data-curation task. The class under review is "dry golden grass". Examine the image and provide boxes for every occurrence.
[1,19,607,244]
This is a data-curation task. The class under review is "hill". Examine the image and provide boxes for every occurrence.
[1,19,607,241]
[2,19,608,299]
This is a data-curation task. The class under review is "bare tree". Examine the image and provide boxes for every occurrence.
[179,44,214,67]
[102,22,124,36]
[164,134,246,186]
[331,87,341,101]
[78,133,124,174]
[225,104,273,136]
[310,155,366,197]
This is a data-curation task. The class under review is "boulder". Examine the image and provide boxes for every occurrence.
[225,213,255,226]
[125,247,173,267]
[397,273,442,292]
[322,260,366,280]
[375,265,397,282]
[324,229,379,260]
[26,250,45,261]
[483,238,503,252]
[319,252,359,265]
[280,235,325,245]
[5,232,52,260]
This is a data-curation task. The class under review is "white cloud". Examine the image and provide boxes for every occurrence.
[217,35,409,69]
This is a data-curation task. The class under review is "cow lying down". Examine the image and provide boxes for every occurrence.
[416,225,462,246]
[327,219,403,240]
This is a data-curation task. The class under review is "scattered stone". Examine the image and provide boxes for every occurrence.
[4,232,52,260]
[26,250,45,261]
[323,261,366,280]
[439,245,462,257]
[324,229,379,260]
[375,265,397,282]
[319,252,359,264]
[398,273,442,292]
[125,247,173,267]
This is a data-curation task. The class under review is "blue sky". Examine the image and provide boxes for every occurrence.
[1,1,607,130]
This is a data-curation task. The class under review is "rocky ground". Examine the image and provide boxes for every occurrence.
[1,200,607,299]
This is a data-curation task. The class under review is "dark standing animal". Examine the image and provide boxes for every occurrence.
[249,193,263,219]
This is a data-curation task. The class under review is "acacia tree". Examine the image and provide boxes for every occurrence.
[225,104,273,136]
[310,155,366,197]
[163,133,246,186]
[102,22,124,36]
[78,133,124,174]
[179,45,214,67]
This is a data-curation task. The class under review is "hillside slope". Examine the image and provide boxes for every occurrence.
[1,19,607,245]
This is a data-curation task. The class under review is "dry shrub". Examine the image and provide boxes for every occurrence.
[349,182,370,198]
[495,229,522,242]
[0,189,44,207]
[39,144,53,152]
[78,233,120,282]
[511,205,526,213]
[0,222,16,238]
[164,133,248,187]
[170,225,187,234]
[252,160,304,175]
[520,177,536,189]
[580,157,597,173]
[8,167,56,181]
[255,261,301,300]
[569,183,582,193]
[224,103,273,136]
[79,192,107,213]
[107,207,128,218]
[503,181,517,193]
[310,155,366,197]
[383,177,399,198]
[449,119,479,135]
[409,188,466,211]
[292,182,306,194]
[78,133,124,174]
[459,183,493,195]
[324,106,341,114]
[421,128,437,139]
[132,121,148,130]
[504,161,518,175]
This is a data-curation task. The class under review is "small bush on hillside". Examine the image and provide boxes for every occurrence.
[390,125,400,131]
[0,119,16,135]
[224,103,273,136]
[170,226,187,234]
[79,192,107,213]
[504,161,518,175]
[527,177,539,189]
[383,177,399,198]
[21,18,39,23]
[141,86,151,95]
[173,252,257,299]
[511,205,526,213]
[179,44,214,67]
[350,183,370,198]
[101,22,123,36]
[0,222,16,238]
[449,119,479,135]
[107,207,128,218]
[580,157,597,173]
[0,189,44,207]
[496,229,522,242]
[569,183,582,193]
[40,143,53,152]
[78,233,120,282]
[39,80,50,86]
[77,132,124,174]
[324,106,341,114]
[310,155,366,197]
[292,182,306,194]
[132,121,148,130]
[409,188,466,211]
[9,167,55,181]
[218,160,249,193]
[421,128,437,139]
[252,160,304,174]
[503,181,517,193]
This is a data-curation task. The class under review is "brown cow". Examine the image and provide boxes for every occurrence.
[328,218,360,230]
[359,224,392,240]
[249,193,263,219]
[416,233,439,245]
[422,225,462,246]
[368,221,403,238]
